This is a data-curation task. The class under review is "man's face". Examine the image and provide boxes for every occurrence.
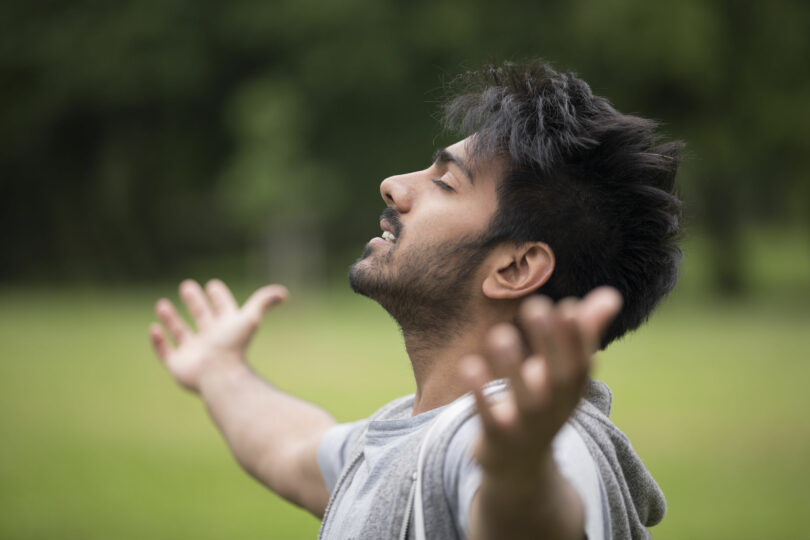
[348,138,502,334]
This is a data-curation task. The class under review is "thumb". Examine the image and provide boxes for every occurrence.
[242,284,289,328]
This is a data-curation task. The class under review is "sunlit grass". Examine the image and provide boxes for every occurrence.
[1,229,809,539]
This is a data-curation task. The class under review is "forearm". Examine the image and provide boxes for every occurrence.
[199,360,336,515]
[469,455,585,540]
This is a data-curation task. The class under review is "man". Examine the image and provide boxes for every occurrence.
[149,60,681,539]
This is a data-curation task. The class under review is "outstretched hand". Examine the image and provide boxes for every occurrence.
[461,286,622,480]
[149,279,288,393]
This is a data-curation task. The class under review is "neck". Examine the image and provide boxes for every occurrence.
[402,301,515,415]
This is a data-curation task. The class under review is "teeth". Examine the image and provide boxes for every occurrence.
[382,231,397,243]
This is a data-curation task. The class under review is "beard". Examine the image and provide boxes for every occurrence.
[348,231,491,341]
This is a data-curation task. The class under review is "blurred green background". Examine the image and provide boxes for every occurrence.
[1,1,809,538]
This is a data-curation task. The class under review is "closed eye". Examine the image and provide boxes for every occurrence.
[432,179,455,192]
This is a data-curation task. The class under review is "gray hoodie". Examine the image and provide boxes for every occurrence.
[318,379,665,539]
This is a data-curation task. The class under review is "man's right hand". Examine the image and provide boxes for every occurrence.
[149,279,288,394]
[148,279,333,516]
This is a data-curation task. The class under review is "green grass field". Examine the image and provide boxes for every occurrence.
[2,233,809,539]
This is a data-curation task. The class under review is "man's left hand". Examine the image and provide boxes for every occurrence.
[462,286,622,539]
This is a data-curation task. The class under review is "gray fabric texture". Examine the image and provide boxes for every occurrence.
[442,416,607,538]
[318,379,665,539]
[317,396,606,539]
[318,395,420,539]
[570,380,667,539]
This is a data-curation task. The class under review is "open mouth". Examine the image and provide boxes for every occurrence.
[379,214,400,244]
[375,208,402,247]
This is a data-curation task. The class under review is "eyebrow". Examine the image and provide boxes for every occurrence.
[432,148,474,184]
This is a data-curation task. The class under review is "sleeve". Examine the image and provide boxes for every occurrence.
[317,420,368,494]
[443,418,610,540]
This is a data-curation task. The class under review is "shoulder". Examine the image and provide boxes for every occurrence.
[317,393,416,493]
[317,419,369,493]
[554,422,610,540]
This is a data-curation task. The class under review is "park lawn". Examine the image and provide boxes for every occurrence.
[1,283,809,539]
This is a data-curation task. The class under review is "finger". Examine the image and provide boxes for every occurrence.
[485,324,535,414]
[149,323,172,361]
[577,286,623,352]
[547,298,589,391]
[518,295,554,357]
[179,279,215,330]
[241,284,289,329]
[483,323,520,379]
[205,278,238,314]
[521,356,551,410]
[460,354,499,436]
[155,298,191,344]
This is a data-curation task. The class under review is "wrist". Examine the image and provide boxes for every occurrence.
[481,449,555,493]
[476,455,583,540]
[198,355,253,397]
[477,454,562,531]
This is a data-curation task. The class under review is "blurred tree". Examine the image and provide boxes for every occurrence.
[0,0,807,290]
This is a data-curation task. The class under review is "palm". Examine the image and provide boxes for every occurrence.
[162,315,242,390]
[462,287,622,477]
[149,279,288,393]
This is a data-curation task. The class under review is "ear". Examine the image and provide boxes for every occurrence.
[482,242,555,300]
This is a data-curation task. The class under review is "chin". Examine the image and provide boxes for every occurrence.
[348,248,395,298]
[347,260,373,297]
[348,251,376,296]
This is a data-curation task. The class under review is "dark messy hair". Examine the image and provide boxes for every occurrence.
[442,60,683,349]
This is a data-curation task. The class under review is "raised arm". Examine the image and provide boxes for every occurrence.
[149,279,336,517]
[462,287,623,540]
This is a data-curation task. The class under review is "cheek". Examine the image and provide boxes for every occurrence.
[442,201,498,237]
[406,189,498,242]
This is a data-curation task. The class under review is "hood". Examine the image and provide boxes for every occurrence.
[571,379,667,539]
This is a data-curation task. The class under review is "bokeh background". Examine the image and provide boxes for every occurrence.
[1,1,809,538]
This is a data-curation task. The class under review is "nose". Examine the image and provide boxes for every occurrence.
[379,174,413,213]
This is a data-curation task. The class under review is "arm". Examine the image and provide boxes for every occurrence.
[149,279,336,517]
[462,287,622,540]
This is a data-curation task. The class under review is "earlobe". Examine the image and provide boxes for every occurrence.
[482,243,555,299]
